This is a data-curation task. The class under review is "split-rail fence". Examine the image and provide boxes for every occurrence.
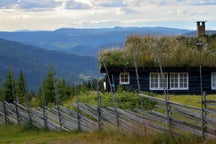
[0,93,215,139]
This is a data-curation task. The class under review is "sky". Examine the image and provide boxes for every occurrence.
[0,0,216,31]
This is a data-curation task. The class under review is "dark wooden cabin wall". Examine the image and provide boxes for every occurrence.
[104,67,216,95]
[188,71,200,94]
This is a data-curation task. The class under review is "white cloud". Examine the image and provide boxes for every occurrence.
[96,1,125,7]
[177,9,187,16]
[75,0,92,5]
[166,11,174,16]
[0,0,216,31]
[116,7,136,15]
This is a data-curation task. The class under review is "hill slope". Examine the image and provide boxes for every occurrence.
[0,27,191,56]
[0,39,97,91]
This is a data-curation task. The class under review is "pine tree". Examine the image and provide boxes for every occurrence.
[3,69,16,103]
[66,82,72,98]
[38,66,56,105]
[70,84,75,96]
[16,70,28,104]
[37,84,44,106]
[58,78,72,101]
[58,78,66,101]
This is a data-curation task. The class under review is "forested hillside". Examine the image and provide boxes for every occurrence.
[0,39,97,91]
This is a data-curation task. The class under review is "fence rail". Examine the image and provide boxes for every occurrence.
[0,93,215,139]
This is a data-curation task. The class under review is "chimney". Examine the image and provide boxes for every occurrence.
[196,21,206,37]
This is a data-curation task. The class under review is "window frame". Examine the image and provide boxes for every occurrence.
[149,73,168,90]
[170,72,189,90]
[119,72,130,85]
[211,72,216,90]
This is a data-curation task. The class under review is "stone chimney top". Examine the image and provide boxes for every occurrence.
[196,21,207,37]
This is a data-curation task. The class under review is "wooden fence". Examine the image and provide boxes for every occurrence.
[0,93,215,139]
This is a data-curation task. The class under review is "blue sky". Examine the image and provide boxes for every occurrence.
[0,0,216,31]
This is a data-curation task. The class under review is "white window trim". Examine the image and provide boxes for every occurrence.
[170,73,189,90]
[149,73,168,90]
[119,72,130,85]
[211,72,216,90]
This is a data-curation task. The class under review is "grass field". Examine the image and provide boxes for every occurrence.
[0,124,154,144]
[157,94,216,108]
[0,124,215,144]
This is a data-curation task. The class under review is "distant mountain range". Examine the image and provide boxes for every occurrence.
[0,39,97,91]
[0,27,192,56]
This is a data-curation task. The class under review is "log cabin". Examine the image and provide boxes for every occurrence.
[100,21,216,94]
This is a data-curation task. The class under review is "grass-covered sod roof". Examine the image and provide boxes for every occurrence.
[99,35,216,68]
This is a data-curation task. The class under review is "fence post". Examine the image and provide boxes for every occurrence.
[76,94,81,131]
[111,75,120,132]
[76,104,81,131]
[131,36,143,111]
[22,73,32,125]
[102,60,120,133]
[3,101,8,124]
[96,56,102,130]
[10,68,20,124]
[25,94,32,125]
[57,105,62,129]
[36,58,48,129]
[201,91,206,138]
[14,97,20,124]
[155,39,171,127]
[42,106,48,128]
[54,81,62,129]
[97,95,102,129]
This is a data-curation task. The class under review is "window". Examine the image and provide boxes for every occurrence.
[170,73,188,90]
[150,73,168,90]
[211,73,216,90]
[119,73,130,85]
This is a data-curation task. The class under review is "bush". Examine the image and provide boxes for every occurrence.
[76,90,156,110]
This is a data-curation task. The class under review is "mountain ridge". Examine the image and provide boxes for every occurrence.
[0,27,192,56]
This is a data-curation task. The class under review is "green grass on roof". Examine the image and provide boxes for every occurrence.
[99,34,216,68]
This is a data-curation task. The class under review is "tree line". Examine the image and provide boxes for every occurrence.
[0,66,105,106]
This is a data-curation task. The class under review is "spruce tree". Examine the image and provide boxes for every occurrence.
[66,82,72,98]
[58,78,66,101]
[3,69,16,103]
[38,66,56,105]
[58,78,73,101]
[16,70,28,104]
[37,84,44,106]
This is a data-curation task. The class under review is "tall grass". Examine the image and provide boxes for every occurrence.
[0,124,152,144]
[0,124,215,144]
